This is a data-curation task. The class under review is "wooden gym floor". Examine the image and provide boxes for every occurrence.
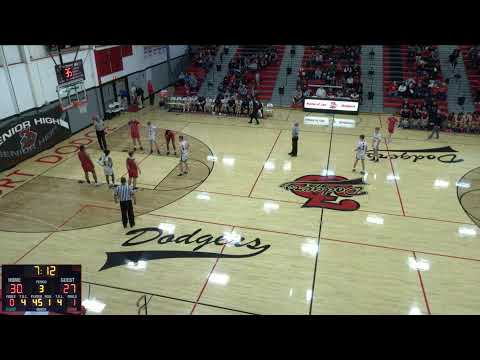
[0,104,479,315]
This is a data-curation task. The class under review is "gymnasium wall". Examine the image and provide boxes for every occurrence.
[0,46,99,121]
[98,45,188,98]
[0,45,189,123]
[0,68,16,119]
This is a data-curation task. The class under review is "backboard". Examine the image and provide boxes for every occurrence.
[49,45,89,113]
[57,80,87,112]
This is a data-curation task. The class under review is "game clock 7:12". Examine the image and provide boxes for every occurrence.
[1,265,81,313]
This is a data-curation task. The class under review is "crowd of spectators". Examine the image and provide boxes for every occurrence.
[218,46,278,96]
[386,45,448,101]
[466,46,480,70]
[176,72,199,93]
[175,46,218,96]
[293,45,363,104]
[445,112,480,133]
[465,46,480,107]
[191,46,217,70]
[395,98,480,133]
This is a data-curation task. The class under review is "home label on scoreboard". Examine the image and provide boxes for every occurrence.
[1,265,81,313]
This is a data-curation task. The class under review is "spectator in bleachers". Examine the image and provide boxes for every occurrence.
[350,91,360,101]
[293,89,303,104]
[449,48,460,70]
[474,90,480,105]
[398,83,407,97]
[387,82,398,97]
[177,72,186,85]
[303,88,312,98]
[315,86,326,98]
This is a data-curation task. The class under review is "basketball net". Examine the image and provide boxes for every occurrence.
[73,100,88,114]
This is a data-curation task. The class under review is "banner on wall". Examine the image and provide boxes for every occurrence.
[0,107,71,172]
[143,46,167,61]
[303,97,359,114]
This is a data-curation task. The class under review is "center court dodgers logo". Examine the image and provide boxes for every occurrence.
[280,175,367,211]
[99,227,271,271]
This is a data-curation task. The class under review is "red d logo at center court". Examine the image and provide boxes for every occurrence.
[280,175,367,211]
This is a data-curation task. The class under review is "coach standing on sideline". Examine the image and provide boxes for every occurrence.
[289,122,299,157]
[114,177,136,229]
[92,115,107,151]
[248,98,260,125]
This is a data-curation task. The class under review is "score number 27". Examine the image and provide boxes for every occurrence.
[63,283,76,294]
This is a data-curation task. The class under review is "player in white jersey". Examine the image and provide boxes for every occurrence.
[205,97,214,113]
[98,149,115,187]
[352,134,368,174]
[178,135,189,176]
[147,121,161,155]
[371,127,382,162]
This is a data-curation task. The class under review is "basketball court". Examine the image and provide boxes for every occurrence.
[1,103,479,315]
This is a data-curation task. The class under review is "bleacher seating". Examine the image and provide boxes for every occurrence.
[230,45,285,101]
[458,45,480,112]
[291,45,362,108]
[383,45,448,112]
[174,46,218,97]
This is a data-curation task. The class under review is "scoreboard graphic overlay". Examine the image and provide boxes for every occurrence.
[2,265,81,313]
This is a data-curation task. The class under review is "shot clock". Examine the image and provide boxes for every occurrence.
[54,60,85,85]
[1,265,81,313]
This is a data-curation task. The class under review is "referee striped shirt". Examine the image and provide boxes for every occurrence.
[115,184,134,202]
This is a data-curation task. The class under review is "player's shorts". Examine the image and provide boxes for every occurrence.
[103,167,113,176]
[81,161,94,173]
[356,153,366,160]
[130,128,140,139]
[165,132,175,141]
[372,143,380,150]
[149,138,156,144]
[180,153,188,162]
[128,169,138,178]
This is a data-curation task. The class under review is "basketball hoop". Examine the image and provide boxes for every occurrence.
[74,100,88,114]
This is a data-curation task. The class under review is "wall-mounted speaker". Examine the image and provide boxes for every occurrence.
[368,92,374,100]
[279,87,285,95]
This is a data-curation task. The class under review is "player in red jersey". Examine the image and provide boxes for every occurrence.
[126,151,141,190]
[387,114,398,143]
[78,145,99,186]
[164,129,177,156]
[128,119,143,151]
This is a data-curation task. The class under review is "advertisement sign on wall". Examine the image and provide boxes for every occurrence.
[303,97,359,114]
[0,107,71,172]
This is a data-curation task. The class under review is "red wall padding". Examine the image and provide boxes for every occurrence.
[121,45,133,57]
[94,46,129,78]
[109,46,123,73]
[94,49,111,77]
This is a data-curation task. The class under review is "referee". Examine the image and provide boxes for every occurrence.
[114,177,136,229]
[289,122,299,157]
